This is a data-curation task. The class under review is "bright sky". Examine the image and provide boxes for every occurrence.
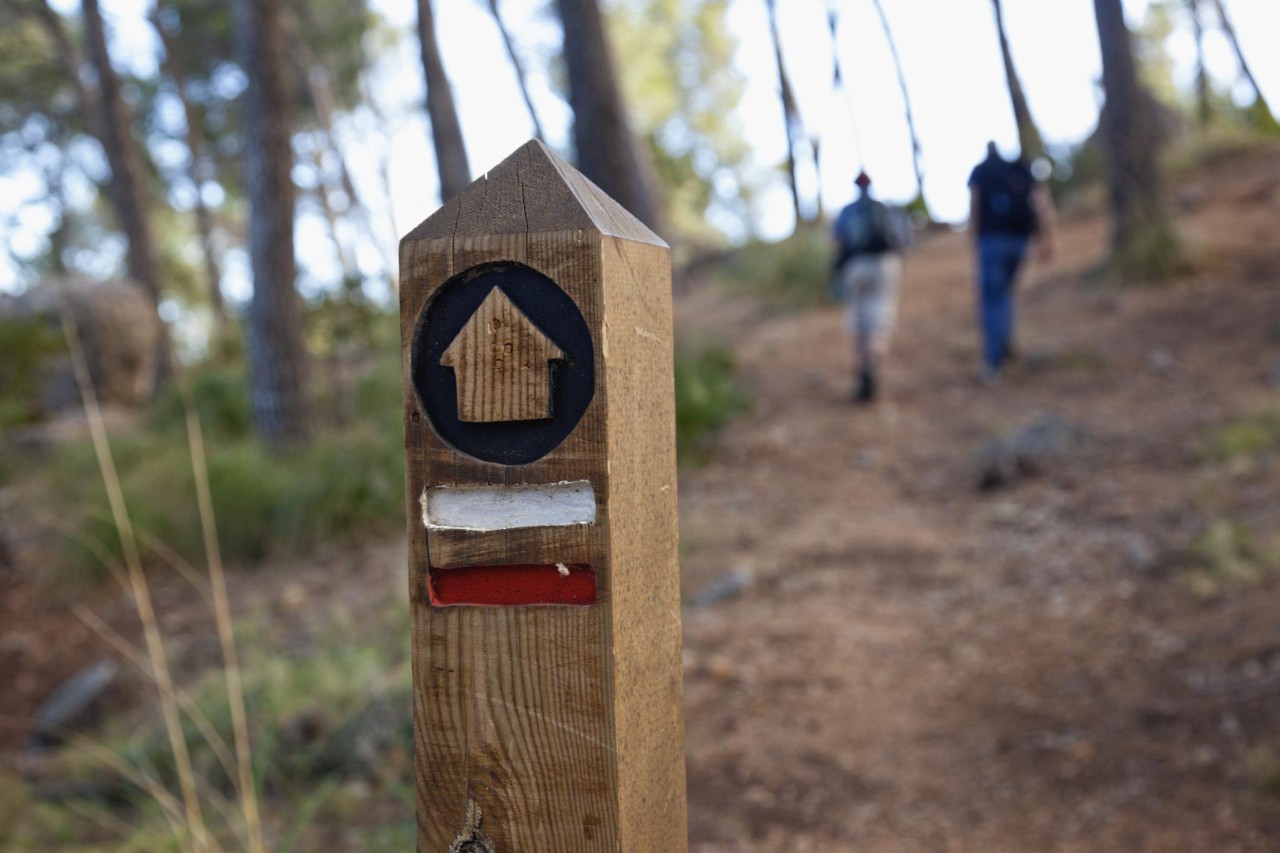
[2,0,1278,299]
[415,0,1280,237]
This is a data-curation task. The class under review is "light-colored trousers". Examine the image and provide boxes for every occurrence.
[840,253,903,343]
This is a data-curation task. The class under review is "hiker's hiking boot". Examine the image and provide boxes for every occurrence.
[855,368,876,403]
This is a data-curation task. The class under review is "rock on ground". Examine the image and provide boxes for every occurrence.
[976,413,1081,490]
[0,277,159,415]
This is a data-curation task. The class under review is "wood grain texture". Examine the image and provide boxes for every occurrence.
[426,524,593,571]
[440,287,564,423]
[599,236,687,851]
[400,140,685,852]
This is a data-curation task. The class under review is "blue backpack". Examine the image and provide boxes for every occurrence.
[835,199,906,268]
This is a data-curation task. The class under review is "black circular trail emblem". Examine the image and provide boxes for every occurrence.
[411,262,595,465]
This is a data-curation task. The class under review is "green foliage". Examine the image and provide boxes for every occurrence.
[0,316,62,429]
[0,6,84,136]
[0,5,101,283]
[1130,1,1280,136]
[113,623,408,796]
[1111,219,1187,283]
[715,225,835,311]
[674,338,749,464]
[294,0,378,112]
[31,612,414,849]
[1243,98,1280,136]
[151,204,211,308]
[1247,747,1280,796]
[1047,137,1104,206]
[307,290,400,358]
[152,0,237,93]
[904,191,931,224]
[606,0,754,242]
[1183,518,1279,599]
[148,364,253,438]
[23,359,405,578]
[1053,95,1277,214]
[349,347,408,438]
[1166,129,1280,178]
[145,0,383,314]
[1134,0,1181,111]
[0,771,90,849]
[1210,407,1280,461]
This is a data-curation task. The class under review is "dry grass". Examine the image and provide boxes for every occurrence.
[54,293,264,851]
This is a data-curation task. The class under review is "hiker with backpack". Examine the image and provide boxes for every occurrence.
[967,141,1056,380]
[832,171,911,403]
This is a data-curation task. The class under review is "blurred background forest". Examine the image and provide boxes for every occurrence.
[1,0,1279,849]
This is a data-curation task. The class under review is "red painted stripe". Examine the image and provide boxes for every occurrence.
[429,563,597,607]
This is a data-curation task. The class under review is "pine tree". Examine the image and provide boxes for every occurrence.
[415,0,471,202]
[1092,0,1178,276]
[81,0,175,380]
[237,0,313,441]
[990,0,1044,161]
[554,0,662,232]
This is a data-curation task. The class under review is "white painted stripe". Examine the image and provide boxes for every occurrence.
[422,481,596,531]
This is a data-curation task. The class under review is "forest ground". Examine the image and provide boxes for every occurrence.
[676,143,1280,850]
[3,143,1280,850]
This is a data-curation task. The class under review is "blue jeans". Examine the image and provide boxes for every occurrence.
[977,233,1030,372]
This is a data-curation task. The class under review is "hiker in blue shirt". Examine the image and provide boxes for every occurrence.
[968,141,1056,380]
[832,171,910,403]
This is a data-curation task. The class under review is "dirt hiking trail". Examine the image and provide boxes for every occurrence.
[677,147,1280,850]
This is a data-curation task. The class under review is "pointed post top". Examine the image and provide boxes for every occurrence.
[402,139,666,247]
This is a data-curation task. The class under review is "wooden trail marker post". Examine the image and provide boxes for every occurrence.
[400,140,688,851]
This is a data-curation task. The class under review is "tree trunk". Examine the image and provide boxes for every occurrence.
[416,0,471,203]
[869,0,926,210]
[826,10,864,167]
[809,136,824,220]
[150,7,227,327]
[990,0,1044,160]
[309,135,359,282]
[360,76,402,286]
[554,0,662,232]
[298,45,397,282]
[1188,0,1211,127]
[764,0,804,226]
[237,0,312,443]
[1209,0,1275,124]
[44,150,71,275]
[81,0,175,381]
[1091,0,1171,258]
[486,0,544,142]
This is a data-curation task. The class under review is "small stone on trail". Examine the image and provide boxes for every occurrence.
[1147,348,1185,379]
[1137,702,1180,726]
[989,501,1022,524]
[1119,532,1158,573]
[705,654,738,683]
[976,413,1081,490]
[26,659,119,751]
[1174,186,1208,211]
[849,449,877,469]
[279,581,308,611]
[691,565,753,607]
